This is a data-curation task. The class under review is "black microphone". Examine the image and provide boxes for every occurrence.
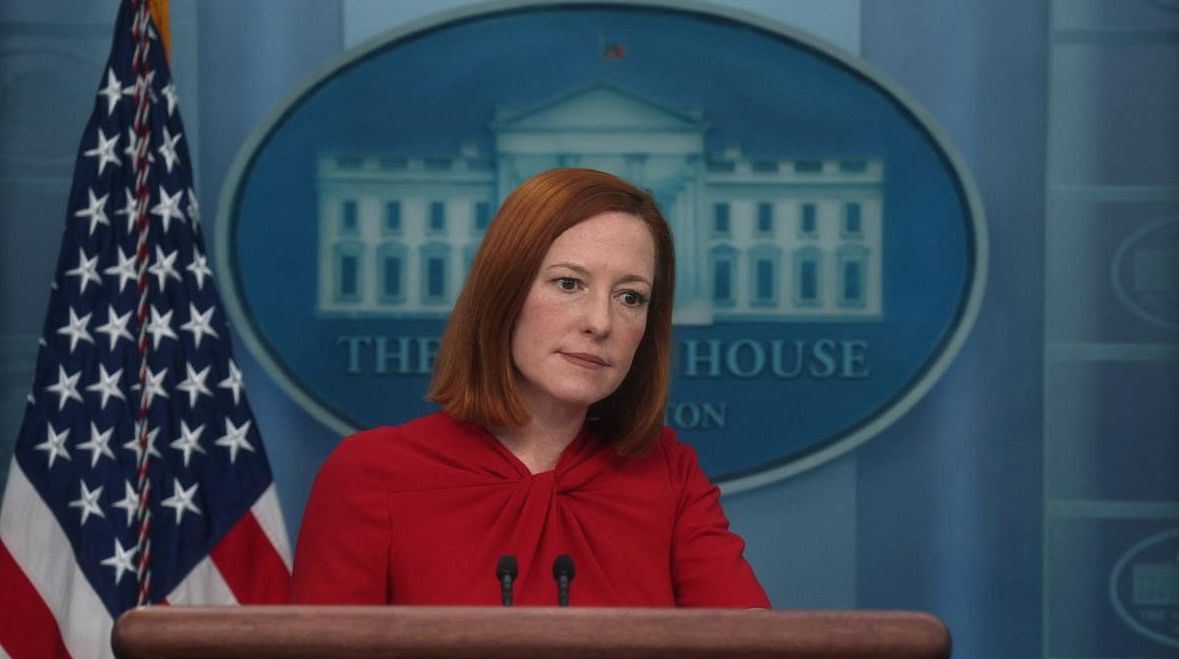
[496,555,518,606]
[552,554,575,607]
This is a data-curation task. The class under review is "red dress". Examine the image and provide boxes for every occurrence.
[290,412,769,607]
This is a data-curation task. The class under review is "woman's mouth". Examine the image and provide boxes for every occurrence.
[560,352,609,369]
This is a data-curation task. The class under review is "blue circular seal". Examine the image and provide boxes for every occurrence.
[216,0,986,491]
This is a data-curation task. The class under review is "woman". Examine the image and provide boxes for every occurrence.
[290,168,768,607]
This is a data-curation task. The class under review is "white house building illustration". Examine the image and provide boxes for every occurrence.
[316,82,884,324]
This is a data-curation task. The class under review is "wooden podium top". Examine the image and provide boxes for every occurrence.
[111,606,951,659]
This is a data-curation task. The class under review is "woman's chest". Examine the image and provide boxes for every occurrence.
[384,475,678,606]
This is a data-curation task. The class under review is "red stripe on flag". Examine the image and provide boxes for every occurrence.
[209,512,290,603]
[0,540,73,659]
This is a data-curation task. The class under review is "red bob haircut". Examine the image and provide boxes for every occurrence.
[427,167,675,456]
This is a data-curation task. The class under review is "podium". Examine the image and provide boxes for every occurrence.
[111,606,951,658]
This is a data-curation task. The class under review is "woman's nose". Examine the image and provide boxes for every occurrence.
[581,291,612,338]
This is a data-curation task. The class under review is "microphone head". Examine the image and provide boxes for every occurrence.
[497,555,518,579]
[552,554,575,580]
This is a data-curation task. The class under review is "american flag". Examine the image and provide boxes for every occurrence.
[0,1,290,657]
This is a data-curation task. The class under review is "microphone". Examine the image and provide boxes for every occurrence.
[496,555,518,606]
[552,554,575,607]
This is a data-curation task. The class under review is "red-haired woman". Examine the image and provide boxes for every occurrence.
[290,168,768,607]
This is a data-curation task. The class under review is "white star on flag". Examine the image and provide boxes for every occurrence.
[111,481,139,527]
[186,188,200,227]
[145,305,178,349]
[68,481,106,525]
[100,539,138,586]
[161,81,178,116]
[219,360,245,405]
[123,422,162,464]
[186,248,212,290]
[33,423,71,468]
[169,420,207,468]
[96,68,124,115]
[176,363,212,408]
[95,307,135,349]
[56,308,95,353]
[215,418,254,464]
[180,303,219,347]
[161,478,202,524]
[103,246,138,292]
[122,129,154,170]
[142,366,170,406]
[148,245,183,290]
[85,364,126,410]
[157,126,182,173]
[77,422,117,468]
[65,248,103,294]
[74,187,111,235]
[45,366,83,411]
[83,127,122,175]
[151,185,185,233]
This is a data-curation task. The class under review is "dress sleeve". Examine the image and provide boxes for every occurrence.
[667,434,771,608]
[289,430,393,603]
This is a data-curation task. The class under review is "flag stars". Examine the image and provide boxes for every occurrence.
[45,366,83,411]
[83,127,121,175]
[131,70,157,105]
[100,538,138,586]
[215,419,254,464]
[97,68,124,115]
[103,247,138,293]
[157,126,182,173]
[142,366,170,407]
[181,303,219,348]
[115,188,138,234]
[176,363,212,408]
[151,186,185,233]
[148,246,182,291]
[123,423,162,464]
[74,188,111,236]
[56,308,95,353]
[161,81,179,116]
[76,422,117,467]
[123,129,153,169]
[68,480,105,525]
[170,420,206,468]
[186,189,200,227]
[145,306,178,349]
[85,364,126,410]
[112,481,139,526]
[96,307,134,349]
[218,360,245,406]
[161,478,202,524]
[64,248,102,294]
[34,423,71,468]
[187,249,212,290]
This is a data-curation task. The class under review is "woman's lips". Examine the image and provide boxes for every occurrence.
[560,352,609,369]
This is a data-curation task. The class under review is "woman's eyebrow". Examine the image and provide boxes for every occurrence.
[547,261,651,287]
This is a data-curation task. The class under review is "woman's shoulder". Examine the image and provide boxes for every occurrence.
[615,425,706,485]
[335,411,465,450]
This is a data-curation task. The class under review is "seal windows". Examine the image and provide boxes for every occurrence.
[794,247,822,306]
[332,241,363,303]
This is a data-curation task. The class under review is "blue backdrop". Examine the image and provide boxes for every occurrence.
[2,2,1176,658]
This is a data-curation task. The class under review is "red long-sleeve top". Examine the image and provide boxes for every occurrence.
[290,412,769,607]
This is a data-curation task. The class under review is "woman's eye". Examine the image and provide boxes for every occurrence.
[556,277,578,291]
[620,290,649,307]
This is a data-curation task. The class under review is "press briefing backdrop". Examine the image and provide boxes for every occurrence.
[1,2,1176,659]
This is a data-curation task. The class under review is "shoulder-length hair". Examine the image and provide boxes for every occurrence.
[427,167,675,456]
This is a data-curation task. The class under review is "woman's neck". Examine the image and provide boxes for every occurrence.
[492,400,585,475]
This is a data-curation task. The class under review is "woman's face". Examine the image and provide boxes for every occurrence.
[510,211,656,418]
